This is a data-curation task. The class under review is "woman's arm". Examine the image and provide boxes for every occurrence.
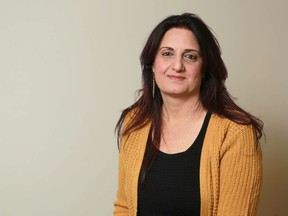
[217,124,263,216]
[113,141,129,216]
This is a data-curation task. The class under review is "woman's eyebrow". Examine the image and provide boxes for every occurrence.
[184,49,201,54]
[159,46,173,51]
[159,47,200,54]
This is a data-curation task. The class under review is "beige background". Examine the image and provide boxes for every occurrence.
[0,0,287,215]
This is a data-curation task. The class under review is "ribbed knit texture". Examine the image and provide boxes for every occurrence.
[114,113,262,216]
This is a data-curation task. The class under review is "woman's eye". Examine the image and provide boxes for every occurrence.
[162,51,173,56]
[184,53,197,61]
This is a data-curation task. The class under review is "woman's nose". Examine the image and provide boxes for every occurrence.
[172,56,184,72]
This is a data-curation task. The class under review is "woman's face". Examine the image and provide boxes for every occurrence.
[153,27,203,100]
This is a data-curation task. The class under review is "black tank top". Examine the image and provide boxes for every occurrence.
[137,113,211,216]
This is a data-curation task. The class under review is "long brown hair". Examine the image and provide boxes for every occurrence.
[115,13,263,181]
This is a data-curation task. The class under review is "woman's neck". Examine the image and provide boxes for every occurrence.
[161,95,205,123]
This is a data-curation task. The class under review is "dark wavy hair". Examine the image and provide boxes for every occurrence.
[115,13,263,181]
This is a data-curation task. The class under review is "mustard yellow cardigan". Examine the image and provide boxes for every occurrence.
[114,113,262,216]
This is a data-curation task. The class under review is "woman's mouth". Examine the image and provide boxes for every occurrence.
[167,75,185,81]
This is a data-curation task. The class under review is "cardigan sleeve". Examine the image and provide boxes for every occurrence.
[113,136,129,216]
[217,124,263,216]
[114,111,135,216]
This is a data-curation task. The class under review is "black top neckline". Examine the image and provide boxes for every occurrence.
[156,112,211,158]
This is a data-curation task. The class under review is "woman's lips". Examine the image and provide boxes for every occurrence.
[167,75,185,81]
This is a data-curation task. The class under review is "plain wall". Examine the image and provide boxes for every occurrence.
[0,0,287,215]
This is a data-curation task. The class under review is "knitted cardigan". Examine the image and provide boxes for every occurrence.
[114,113,262,216]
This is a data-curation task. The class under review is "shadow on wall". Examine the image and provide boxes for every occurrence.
[258,124,288,216]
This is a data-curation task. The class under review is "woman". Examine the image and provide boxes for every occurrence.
[114,13,263,216]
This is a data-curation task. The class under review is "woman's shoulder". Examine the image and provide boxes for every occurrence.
[209,113,260,158]
[119,108,151,151]
[209,113,256,138]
